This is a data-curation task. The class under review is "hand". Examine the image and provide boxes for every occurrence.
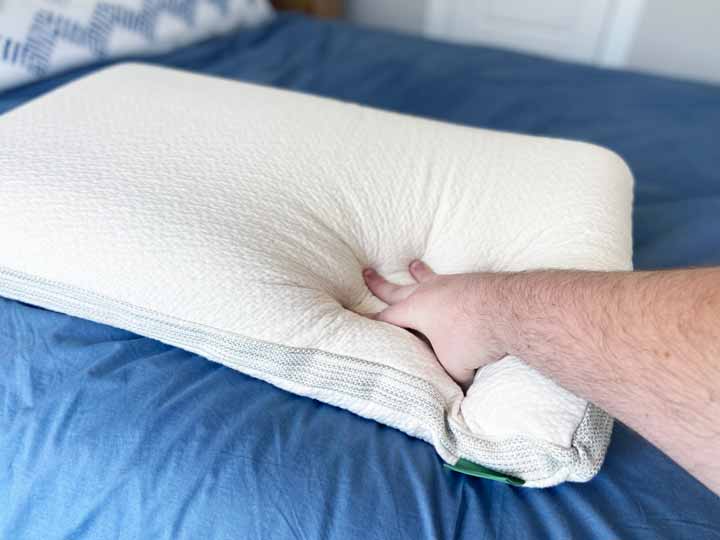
[362,260,509,389]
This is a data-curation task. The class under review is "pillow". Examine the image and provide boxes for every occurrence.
[0,64,633,487]
[0,0,272,91]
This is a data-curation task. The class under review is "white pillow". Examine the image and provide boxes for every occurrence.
[0,0,272,91]
[0,64,633,487]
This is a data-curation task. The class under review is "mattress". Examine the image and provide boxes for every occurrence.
[1,13,719,540]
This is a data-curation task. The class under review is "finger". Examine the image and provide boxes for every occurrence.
[373,303,417,329]
[363,268,417,305]
[409,260,436,283]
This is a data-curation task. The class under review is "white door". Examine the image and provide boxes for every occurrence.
[425,0,647,67]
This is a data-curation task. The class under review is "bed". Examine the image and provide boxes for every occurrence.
[1,12,719,540]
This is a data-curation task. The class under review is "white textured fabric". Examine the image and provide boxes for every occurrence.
[0,0,272,91]
[0,64,633,486]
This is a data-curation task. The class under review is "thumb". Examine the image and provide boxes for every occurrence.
[373,302,418,330]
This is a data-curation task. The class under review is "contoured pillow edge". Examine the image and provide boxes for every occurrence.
[0,64,633,486]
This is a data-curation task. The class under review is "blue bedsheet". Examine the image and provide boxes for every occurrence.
[1,13,719,540]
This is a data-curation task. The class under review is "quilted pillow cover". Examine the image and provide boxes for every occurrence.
[0,0,272,91]
[0,64,633,487]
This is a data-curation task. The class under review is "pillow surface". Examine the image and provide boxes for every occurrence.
[0,0,272,91]
[0,64,633,487]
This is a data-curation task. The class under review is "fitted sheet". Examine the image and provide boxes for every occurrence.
[1,13,719,540]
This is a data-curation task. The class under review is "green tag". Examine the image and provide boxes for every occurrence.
[444,459,525,486]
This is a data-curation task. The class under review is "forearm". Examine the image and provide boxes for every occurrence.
[478,268,720,493]
[362,260,720,491]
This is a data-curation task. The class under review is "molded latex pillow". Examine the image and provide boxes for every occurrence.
[0,64,633,487]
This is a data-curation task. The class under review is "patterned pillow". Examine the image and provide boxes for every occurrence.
[0,0,273,91]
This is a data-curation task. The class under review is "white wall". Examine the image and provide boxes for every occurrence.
[344,0,720,85]
[627,0,720,84]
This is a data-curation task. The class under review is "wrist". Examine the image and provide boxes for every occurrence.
[466,271,525,360]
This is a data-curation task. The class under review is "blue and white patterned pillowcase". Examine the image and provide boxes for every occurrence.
[0,0,273,91]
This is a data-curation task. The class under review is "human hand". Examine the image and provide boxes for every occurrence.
[363,260,510,389]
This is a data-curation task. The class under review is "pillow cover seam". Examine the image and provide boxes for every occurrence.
[0,265,607,484]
